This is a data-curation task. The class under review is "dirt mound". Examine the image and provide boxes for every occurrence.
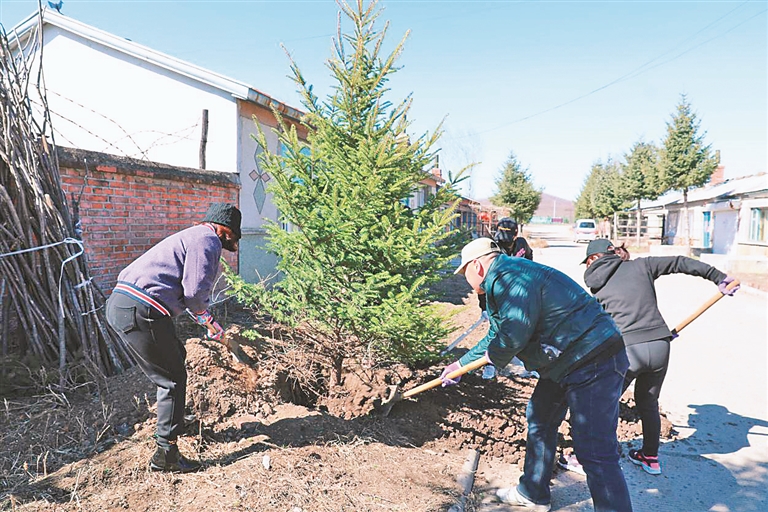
[1,300,675,511]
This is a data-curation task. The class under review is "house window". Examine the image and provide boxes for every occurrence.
[749,208,767,242]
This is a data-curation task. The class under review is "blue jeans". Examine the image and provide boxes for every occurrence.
[518,349,633,512]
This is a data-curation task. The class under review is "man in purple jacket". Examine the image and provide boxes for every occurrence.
[106,203,241,473]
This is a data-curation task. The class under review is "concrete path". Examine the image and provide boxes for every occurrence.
[473,225,768,511]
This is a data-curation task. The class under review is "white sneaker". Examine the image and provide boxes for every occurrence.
[495,486,551,511]
[557,453,586,476]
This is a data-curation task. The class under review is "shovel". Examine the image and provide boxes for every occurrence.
[670,279,740,337]
[440,315,486,356]
[380,357,489,417]
[215,328,252,364]
[187,309,251,364]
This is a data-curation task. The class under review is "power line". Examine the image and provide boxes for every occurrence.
[451,1,765,139]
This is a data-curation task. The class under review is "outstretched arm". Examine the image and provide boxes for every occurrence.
[643,255,727,284]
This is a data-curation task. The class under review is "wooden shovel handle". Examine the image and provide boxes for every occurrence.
[402,357,489,399]
[671,279,740,336]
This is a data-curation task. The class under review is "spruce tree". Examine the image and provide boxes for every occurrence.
[659,95,718,247]
[574,159,626,220]
[621,140,661,245]
[491,152,542,224]
[237,0,463,385]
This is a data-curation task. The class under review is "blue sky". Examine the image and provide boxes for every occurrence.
[1,0,765,201]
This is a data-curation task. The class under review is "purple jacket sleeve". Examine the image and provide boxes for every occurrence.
[182,233,223,314]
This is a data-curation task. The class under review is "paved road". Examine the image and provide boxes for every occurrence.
[475,224,768,511]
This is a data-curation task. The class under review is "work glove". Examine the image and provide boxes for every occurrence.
[718,276,740,296]
[440,361,463,387]
[441,352,493,387]
[205,322,225,342]
[189,309,224,341]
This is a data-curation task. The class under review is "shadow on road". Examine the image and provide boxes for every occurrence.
[622,403,768,511]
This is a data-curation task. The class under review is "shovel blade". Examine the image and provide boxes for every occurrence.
[379,384,403,417]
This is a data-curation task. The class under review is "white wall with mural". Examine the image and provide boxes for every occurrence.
[236,114,281,283]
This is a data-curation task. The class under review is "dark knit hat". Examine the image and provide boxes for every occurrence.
[581,238,615,264]
[203,203,241,239]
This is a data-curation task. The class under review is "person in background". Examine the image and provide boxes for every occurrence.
[598,217,612,239]
[558,239,739,477]
[478,217,535,377]
[443,238,633,512]
[494,217,533,259]
[479,217,533,314]
[106,203,241,473]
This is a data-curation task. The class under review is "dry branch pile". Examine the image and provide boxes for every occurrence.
[0,14,132,385]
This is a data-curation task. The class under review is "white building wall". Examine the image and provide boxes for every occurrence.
[38,26,238,172]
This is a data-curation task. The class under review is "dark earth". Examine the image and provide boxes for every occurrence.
[0,272,674,511]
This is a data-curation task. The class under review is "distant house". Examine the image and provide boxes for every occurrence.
[640,172,768,273]
[473,199,509,237]
[453,196,480,235]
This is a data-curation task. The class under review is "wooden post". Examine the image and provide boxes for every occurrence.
[199,109,209,169]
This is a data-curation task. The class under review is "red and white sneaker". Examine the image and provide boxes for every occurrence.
[629,449,661,475]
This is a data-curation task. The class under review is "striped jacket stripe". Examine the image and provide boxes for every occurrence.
[114,283,171,317]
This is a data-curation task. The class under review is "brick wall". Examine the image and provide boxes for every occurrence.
[57,147,240,292]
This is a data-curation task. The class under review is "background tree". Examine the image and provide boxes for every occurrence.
[230,0,463,386]
[574,158,626,221]
[621,140,661,246]
[658,95,719,247]
[490,152,542,225]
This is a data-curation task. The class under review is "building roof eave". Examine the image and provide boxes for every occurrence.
[10,8,304,120]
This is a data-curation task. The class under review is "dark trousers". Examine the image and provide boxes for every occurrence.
[106,292,186,449]
[624,339,671,457]
[519,350,633,512]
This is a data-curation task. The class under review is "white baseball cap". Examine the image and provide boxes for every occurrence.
[455,237,501,275]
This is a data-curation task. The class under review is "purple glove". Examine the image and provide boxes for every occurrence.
[440,361,463,387]
[718,276,739,296]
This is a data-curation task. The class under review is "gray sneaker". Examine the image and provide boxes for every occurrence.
[495,486,551,511]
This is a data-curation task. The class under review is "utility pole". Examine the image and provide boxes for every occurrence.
[199,109,208,169]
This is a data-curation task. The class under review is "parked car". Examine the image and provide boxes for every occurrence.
[573,219,598,242]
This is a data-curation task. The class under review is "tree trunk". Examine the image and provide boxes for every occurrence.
[682,187,690,253]
[333,354,344,387]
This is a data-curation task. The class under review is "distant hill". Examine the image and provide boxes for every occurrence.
[534,192,575,223]
[475,193,575,223]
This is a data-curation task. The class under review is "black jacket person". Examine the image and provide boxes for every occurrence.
[581,238,738,475]
[478,218,532,314]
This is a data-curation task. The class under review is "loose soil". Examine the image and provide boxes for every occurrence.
[1,274,674,511]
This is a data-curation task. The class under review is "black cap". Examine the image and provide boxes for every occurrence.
[203,203,241,239]
[495,217,518,243]
[581,238,615,264]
